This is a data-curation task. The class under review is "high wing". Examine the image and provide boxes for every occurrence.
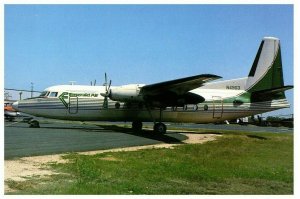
[141,74,221,96]
[140,74,222,107]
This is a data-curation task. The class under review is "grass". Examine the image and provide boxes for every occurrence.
[6,131,293,195]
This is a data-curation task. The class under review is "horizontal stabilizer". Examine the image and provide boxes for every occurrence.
[251,85,293,101]
[252,85,293,95]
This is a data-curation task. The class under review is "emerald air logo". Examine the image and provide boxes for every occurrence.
[59,92,69,108]
[58,92,99,108]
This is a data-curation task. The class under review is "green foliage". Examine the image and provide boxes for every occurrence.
[7,133,293,195]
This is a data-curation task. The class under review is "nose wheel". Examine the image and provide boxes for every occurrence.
[29,120,40,128]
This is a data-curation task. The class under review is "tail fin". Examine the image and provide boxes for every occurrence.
[246,37,292,99]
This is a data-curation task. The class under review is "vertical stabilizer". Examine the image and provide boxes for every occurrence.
[246,37,284,92]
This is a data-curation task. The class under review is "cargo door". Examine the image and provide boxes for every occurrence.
[212,96,223,118]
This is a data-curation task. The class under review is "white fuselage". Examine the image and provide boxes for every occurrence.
[14,78,290,124]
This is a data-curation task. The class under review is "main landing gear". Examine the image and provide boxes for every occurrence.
[153,122,167,134]
[132,121,143,132]
[131,121,167,134]
[153,107,167,134]
[131,107,167,134]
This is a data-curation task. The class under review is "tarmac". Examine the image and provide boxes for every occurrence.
[4,119,187,159]
[4,119,293,160]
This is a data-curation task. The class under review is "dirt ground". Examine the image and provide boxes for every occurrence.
[4,133,221,193]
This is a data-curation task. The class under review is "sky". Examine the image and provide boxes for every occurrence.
[4,4,294,116]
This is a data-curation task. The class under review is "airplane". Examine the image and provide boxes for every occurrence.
[4,100,20,121]
[12,37,293,133]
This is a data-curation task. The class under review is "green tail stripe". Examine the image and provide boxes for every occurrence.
[248,45,285,93]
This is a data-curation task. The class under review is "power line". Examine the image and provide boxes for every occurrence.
[4,88,42,93]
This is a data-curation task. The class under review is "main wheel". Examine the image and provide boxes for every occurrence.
[132,121,143,132]
[154,122,167,134]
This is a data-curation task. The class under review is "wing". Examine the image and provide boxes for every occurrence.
[140,74,221,107]
[141,74,221,96]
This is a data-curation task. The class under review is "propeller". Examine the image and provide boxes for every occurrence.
[101,73,112,108]
[90,80,97,86]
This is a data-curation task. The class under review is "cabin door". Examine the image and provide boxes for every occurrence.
[212,96,223,119]
[68,96,78,114]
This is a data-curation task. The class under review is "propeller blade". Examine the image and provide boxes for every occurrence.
[108,80,112,90]
[104,73,108,91]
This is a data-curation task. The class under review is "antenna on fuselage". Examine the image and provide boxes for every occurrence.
[69,81,76,85]
[90,80,97,86]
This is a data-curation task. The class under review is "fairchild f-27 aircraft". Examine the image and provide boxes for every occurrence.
[12,37,293,133]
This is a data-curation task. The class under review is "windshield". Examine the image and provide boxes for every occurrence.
[39,91,49,97]
[49,92,58,97]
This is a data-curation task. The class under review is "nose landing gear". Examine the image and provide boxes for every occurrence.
[29,119,40,128]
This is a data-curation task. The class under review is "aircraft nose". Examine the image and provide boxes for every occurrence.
[12,101,19,111]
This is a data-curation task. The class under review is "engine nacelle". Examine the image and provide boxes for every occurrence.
[109,84,145,102]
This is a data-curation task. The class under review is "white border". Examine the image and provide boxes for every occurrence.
[1,1,298,199]
[0,0,298,4]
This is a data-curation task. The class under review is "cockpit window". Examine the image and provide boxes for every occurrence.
[49,92,58,97]
[39,91,49,97]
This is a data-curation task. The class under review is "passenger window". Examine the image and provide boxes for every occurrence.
[49,92,58,97]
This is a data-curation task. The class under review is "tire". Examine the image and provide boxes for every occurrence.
[29,120,40,128]
[154,122,167,134]
[132,121,143,132]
